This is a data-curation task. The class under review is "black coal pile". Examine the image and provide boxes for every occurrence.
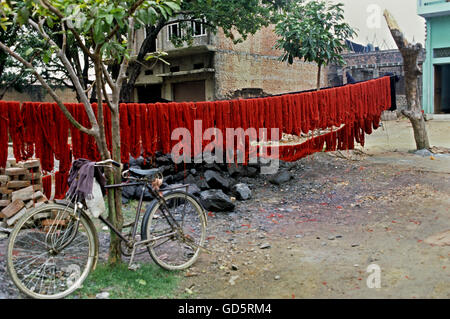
[121,153,265,212]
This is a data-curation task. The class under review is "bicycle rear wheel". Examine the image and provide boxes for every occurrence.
[6,203,98,299]
[141,192,207,271]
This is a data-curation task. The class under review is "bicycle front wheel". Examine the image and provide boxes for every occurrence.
[6,203,98,299]
[141,192,207,271]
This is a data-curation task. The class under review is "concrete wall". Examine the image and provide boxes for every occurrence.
[422,15,450,113]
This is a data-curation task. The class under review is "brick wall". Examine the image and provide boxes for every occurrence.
[1,86,78,103]
[214,27,325,99]
[327,49,426,110]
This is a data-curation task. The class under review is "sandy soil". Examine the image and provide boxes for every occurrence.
[1,119,449,299]
[175,119,450,299]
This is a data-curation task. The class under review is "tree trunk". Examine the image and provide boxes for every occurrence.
[107,107,123,265]
[120,62,141,103]
[316,64,322,91]
[384,10,430,150]
[119,24,161,103]
[409,114,430,150]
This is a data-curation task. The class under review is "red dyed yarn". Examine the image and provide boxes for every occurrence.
[140,103,150,158]
[156,103,171,155]
[7,102,24,161]
[55,104,71,173]
[42,175,52,199]
[19,102,34,160]
[119,103,130,163]
[129,103,142,158]
[35,103,55,172]
[0,102,8,168]
[54,171,68,199]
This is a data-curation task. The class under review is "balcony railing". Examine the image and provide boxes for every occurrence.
[418,0,450,17]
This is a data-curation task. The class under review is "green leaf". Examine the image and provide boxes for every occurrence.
[24,48,34,56]
[105,14,113,25]
[165,2,181,13]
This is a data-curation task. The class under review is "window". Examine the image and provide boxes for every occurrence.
[167,23,181,40]
[193,63,204,70]
[191,19,206,37]
[434,47,450,59]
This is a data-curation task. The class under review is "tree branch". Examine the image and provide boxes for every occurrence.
[116,18,135,90]
[39,0,94,59]
[28,18,99,133]
[0,40,94,135]
[101,63,115,94]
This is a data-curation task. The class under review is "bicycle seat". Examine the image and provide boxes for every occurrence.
[129,167,161,178]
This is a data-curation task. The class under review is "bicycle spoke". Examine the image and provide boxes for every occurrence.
[145,192,206,270]
[7,204,96,299]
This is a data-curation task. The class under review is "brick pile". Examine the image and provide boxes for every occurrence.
[0,159,49,228]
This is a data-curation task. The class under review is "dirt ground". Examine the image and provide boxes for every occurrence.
[176,119,450,299]
[1,119,449,299]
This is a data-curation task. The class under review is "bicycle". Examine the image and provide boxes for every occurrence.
[6,159,208,299]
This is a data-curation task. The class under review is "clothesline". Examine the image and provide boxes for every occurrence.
[0,76,393,198]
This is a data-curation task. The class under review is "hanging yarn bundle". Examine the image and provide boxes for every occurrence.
[140,103,151,159]
[21,102,38,160]
[42,175,52,199]
[119,103,130,163]
[156,102,171,155]
[35,103,55,172]
[55,104,71,173]
[7,101,24,161]
[0,102,8,168]
[54,171,69,200]
[0,75,393,174]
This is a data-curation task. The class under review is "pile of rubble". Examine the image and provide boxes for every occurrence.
[0,159,48,230]
[122,154,260,212]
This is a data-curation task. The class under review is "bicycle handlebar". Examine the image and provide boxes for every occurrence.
[96,159,122,168]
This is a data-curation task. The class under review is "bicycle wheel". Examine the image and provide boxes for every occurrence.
[7,203,98,299]
[141,191,207,271]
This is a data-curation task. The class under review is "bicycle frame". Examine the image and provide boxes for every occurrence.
[100,180,185,242]
[98,178,191,268]
[64,159,195,269]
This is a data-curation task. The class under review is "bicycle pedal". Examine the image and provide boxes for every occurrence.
[128,263,141,271]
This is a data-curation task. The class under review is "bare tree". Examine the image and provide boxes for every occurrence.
[384,9,430,150]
